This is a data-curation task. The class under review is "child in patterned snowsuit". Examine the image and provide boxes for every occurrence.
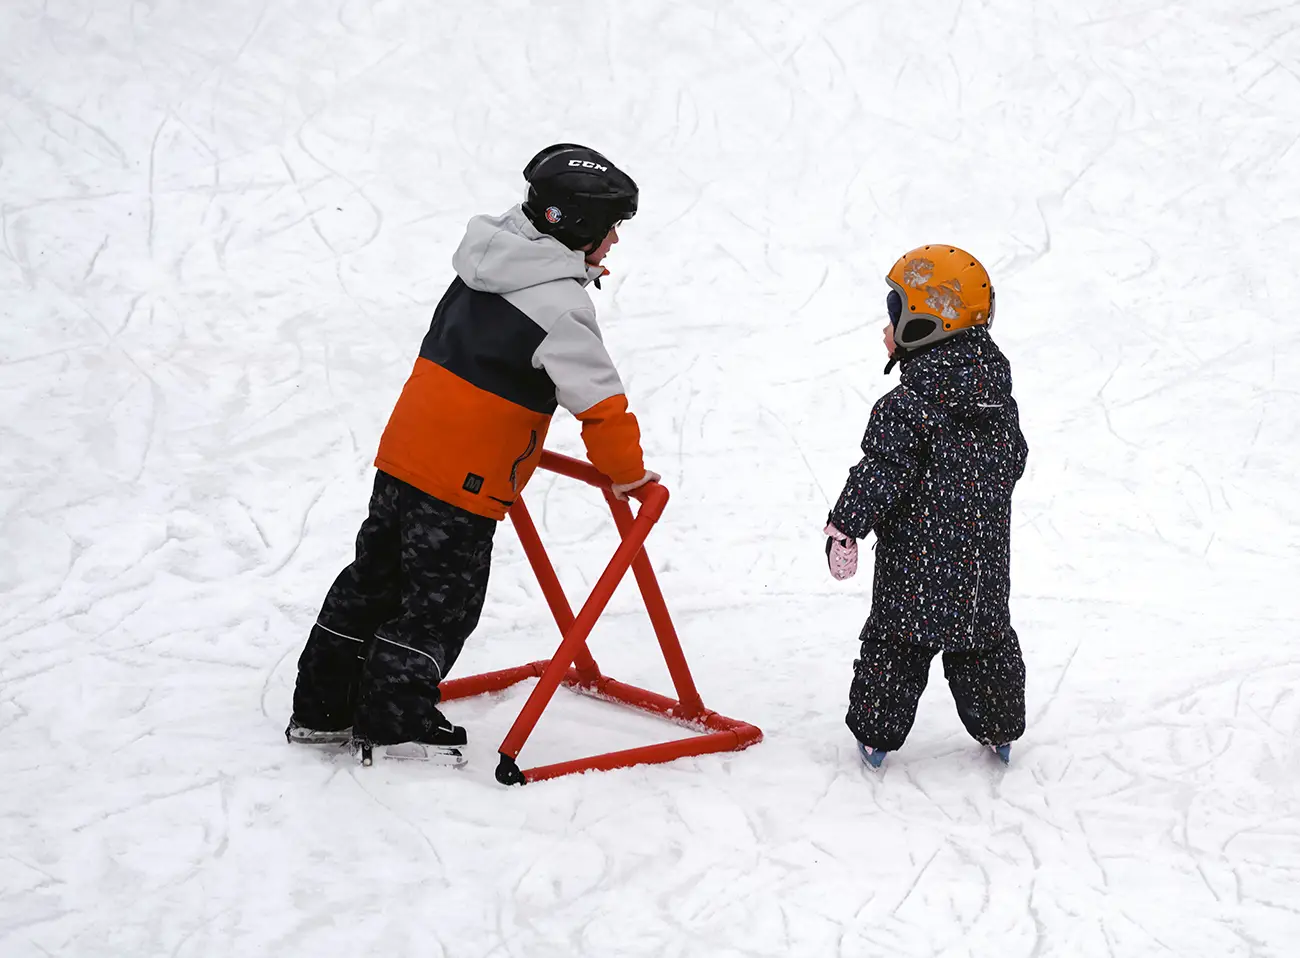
[824,246,1028,767]
[287,145,658,763]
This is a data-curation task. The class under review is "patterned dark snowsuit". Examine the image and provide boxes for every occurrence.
[829,327,1029,752]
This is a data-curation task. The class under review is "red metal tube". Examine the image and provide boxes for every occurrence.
[562,674,707,725]
[535,450,607,487]
[603,492,704,719]
[439,661,548,701]
[521,730,753,783]
[537,450,668,519]
[436,449,762,783]
[497,491,663,759]
[508,497,599,682]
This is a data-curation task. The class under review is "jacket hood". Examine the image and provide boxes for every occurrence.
[452,205,604,294]
[901,327,1014,426]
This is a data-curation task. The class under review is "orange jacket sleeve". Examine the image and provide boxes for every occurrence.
[575,394,645,485]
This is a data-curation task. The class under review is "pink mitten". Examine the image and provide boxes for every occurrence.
[823,522,858,580]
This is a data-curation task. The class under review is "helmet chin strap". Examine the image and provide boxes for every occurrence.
[884,348,906,375]
[885,337,947,375]
[884,288,906,374]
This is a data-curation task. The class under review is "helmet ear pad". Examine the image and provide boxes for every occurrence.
[898,315,939,346]
[885,276,942,349]
[521,195,595,250]
[522,191,625,250]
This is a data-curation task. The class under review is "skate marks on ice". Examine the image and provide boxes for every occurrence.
[4,508,1298,954]
[4,0,1300,954]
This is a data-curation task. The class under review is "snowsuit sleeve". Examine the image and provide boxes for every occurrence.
[828,388,927,541]
[532,309,646,485]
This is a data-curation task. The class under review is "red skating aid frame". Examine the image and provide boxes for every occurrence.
[438,450,762,785]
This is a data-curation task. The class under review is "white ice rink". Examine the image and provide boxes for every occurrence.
[3,1,1299,955]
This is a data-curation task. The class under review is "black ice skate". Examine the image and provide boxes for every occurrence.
[285,717,352,746]
[353,716,468,768]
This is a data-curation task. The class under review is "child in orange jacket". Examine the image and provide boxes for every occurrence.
[288,144,658,764]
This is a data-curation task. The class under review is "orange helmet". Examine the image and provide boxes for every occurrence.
[885,245,995,351]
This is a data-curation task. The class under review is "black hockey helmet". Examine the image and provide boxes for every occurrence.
[521,143,638,250]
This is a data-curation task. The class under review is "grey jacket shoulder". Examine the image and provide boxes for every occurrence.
[450,205,625,415]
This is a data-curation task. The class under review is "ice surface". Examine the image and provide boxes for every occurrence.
[2,1,1299,955]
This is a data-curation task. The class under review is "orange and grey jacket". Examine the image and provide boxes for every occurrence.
[375,205,645,521]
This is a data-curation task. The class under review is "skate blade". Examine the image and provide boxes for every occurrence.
[286,728,353,746]
[363,742,467,767]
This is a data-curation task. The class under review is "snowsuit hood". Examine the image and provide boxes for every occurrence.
[900,328,1014,428]
[452,205,604,294]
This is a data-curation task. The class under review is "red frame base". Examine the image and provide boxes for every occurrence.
[438,451,762,785]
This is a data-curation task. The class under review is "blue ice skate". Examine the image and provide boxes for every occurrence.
[857,740,887,769]
[992,743,1011,765]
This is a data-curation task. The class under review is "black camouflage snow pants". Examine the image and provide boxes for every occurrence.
[291,471,495,745]
[846,625,1026,753]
